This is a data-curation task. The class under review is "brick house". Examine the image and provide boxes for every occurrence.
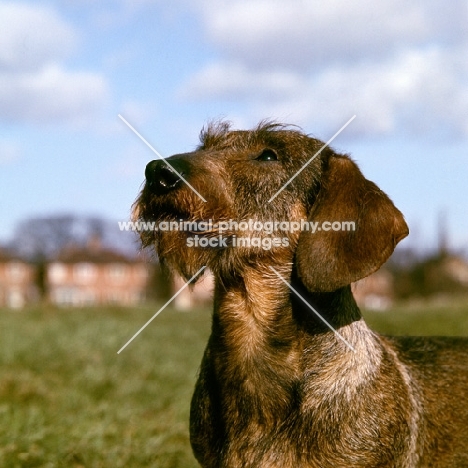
[47,241,150,307]
[352,269,395,310]
[0,249,38,308]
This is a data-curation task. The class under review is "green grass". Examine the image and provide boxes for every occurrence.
[0,305,211,468]
[1,300,468,467]
[364,299,468,336]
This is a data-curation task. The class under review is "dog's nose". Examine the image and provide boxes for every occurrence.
[145,159,185,194]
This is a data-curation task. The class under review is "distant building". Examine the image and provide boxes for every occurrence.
[47,239,150,307]
[0,249,38,308]
[414,253,468,297]
[443,255,468,286]
[352,269,395,311]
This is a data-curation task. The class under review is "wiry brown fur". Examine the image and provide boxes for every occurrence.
[134,121,468,467]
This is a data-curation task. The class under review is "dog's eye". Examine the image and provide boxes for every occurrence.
[256,149,278,162]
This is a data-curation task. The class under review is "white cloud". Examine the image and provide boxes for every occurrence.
[286,47,468,137]
[180,62,304,101]
[182,48,468,137]
[0,2,77,72]
[0,64,109,124]
[180,0,468,138]
[197,0,465,70]
[0,2,109,125]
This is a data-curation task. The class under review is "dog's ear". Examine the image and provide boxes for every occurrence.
[296,154,408,292]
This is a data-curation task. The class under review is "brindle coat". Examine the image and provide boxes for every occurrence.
[134,122,468,467]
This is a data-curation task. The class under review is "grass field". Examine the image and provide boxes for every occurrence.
[1,299,468,467]
[0,305,211,467]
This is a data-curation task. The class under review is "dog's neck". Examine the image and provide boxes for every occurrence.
[213,261,364,341]
[209,260,383,424]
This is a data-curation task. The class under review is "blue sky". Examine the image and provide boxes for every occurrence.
[1,0,467,252]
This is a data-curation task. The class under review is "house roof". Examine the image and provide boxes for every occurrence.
[0,248,25,263]
[53,244,143,265]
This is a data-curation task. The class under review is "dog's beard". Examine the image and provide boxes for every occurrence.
[148,229,208,281]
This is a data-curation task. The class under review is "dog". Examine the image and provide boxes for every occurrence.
[134,121,468,467]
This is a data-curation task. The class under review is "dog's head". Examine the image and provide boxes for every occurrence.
[133,121,408,291]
